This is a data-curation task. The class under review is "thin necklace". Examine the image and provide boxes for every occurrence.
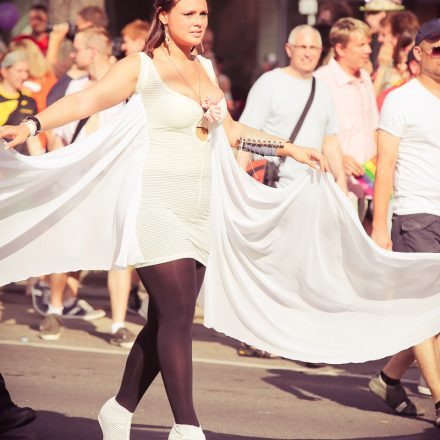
[161,45,202,108]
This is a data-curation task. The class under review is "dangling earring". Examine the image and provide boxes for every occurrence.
[200,41,205,53]
[164,24,171,53]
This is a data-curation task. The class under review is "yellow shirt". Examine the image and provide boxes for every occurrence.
[0,85,37,126]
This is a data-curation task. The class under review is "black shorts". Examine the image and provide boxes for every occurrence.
[391,213,440,253]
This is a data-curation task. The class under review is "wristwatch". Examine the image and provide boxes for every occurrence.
[21,115,42,136]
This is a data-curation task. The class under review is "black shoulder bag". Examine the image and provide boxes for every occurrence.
[263,77,316,187]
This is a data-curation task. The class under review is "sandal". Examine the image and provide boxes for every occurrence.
[237,343,279,359]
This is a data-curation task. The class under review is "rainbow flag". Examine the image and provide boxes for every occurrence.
[355,157,377,198]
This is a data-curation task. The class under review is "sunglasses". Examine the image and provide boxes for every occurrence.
[421,46,440,57]
[29,14,47,22]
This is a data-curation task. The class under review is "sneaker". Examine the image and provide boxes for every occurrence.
[62,299,106,321]
[417,375,432,396]
[31,281,50,316]
[368,373,417,416]
[98,397,132,439]
[39,314,62,341]
[109,327,136,349]
[127,285,141,315]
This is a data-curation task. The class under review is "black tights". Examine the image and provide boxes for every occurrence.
[116,258,205,426]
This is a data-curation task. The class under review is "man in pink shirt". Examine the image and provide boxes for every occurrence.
[315,17,378,221]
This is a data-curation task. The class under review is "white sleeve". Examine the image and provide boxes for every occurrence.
[239,73,273,130]
[378,91,405,138]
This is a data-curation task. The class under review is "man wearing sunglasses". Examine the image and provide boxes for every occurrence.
[370,19,440,426]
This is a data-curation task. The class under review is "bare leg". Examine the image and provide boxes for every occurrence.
[413,336,440,402]
[64,272,80,300]
[107,268,131,324]
[49,273,68,308]
[49,272,80,308]
[382,349,415,380]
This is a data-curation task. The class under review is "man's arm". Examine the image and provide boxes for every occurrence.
[322,134,347,193]
[46,23,69,68]
[26,136,44,155]
[371,129,400,250]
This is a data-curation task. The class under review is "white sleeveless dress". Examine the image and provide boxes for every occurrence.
[134,52,227,266]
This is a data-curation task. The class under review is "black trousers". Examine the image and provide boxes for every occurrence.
[0,373,13,410]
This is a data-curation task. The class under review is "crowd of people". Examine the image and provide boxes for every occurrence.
[1,0,440,438]
[237,0,440,424]
[0,4,152,349]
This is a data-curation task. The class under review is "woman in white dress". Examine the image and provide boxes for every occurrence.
[0,0,328,438]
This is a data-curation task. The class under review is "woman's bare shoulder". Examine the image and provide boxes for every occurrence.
[103,53,148,85]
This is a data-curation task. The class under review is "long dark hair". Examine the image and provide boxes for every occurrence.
[143,0,178,57]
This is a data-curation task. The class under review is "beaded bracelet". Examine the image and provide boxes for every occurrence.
[238,136,286,157]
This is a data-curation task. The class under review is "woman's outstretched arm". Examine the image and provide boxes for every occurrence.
[222,112,329,172]
[0,54,141,149]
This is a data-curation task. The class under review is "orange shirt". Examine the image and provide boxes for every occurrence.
[25,71,58,112]
[22,71,58,151]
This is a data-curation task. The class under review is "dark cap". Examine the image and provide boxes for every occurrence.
[415,19,440,45]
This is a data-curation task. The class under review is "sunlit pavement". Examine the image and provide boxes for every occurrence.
[0,280,438,440]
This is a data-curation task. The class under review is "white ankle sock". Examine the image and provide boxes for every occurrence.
[111,322,125,334]
[169,424,206,440]
[47,304,63,315]
[98,396,133,440]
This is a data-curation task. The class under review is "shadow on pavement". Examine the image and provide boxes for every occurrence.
[0,410,438,440]
[264,368,431,414]
[192,322,239,349]
[263,369,436,436]
[0,411,289,440]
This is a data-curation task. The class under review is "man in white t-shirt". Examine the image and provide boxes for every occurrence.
[369,19,440,426]
[236,25,346,359]
[238,25,346,192]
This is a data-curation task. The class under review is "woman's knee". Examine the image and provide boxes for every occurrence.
[160,302,195,332]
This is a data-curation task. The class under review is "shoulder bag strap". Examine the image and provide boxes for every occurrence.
[71,116,90,143]
[290,76,316,143]
[279,77,316,164]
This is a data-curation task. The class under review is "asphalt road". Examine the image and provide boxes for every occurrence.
[1,289,439,440]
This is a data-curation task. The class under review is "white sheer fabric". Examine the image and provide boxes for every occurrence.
[204,128,440,363]
[1,95,440,363]
[0,96,148,281]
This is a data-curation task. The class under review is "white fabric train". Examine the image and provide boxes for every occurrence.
[1,94,440,364]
